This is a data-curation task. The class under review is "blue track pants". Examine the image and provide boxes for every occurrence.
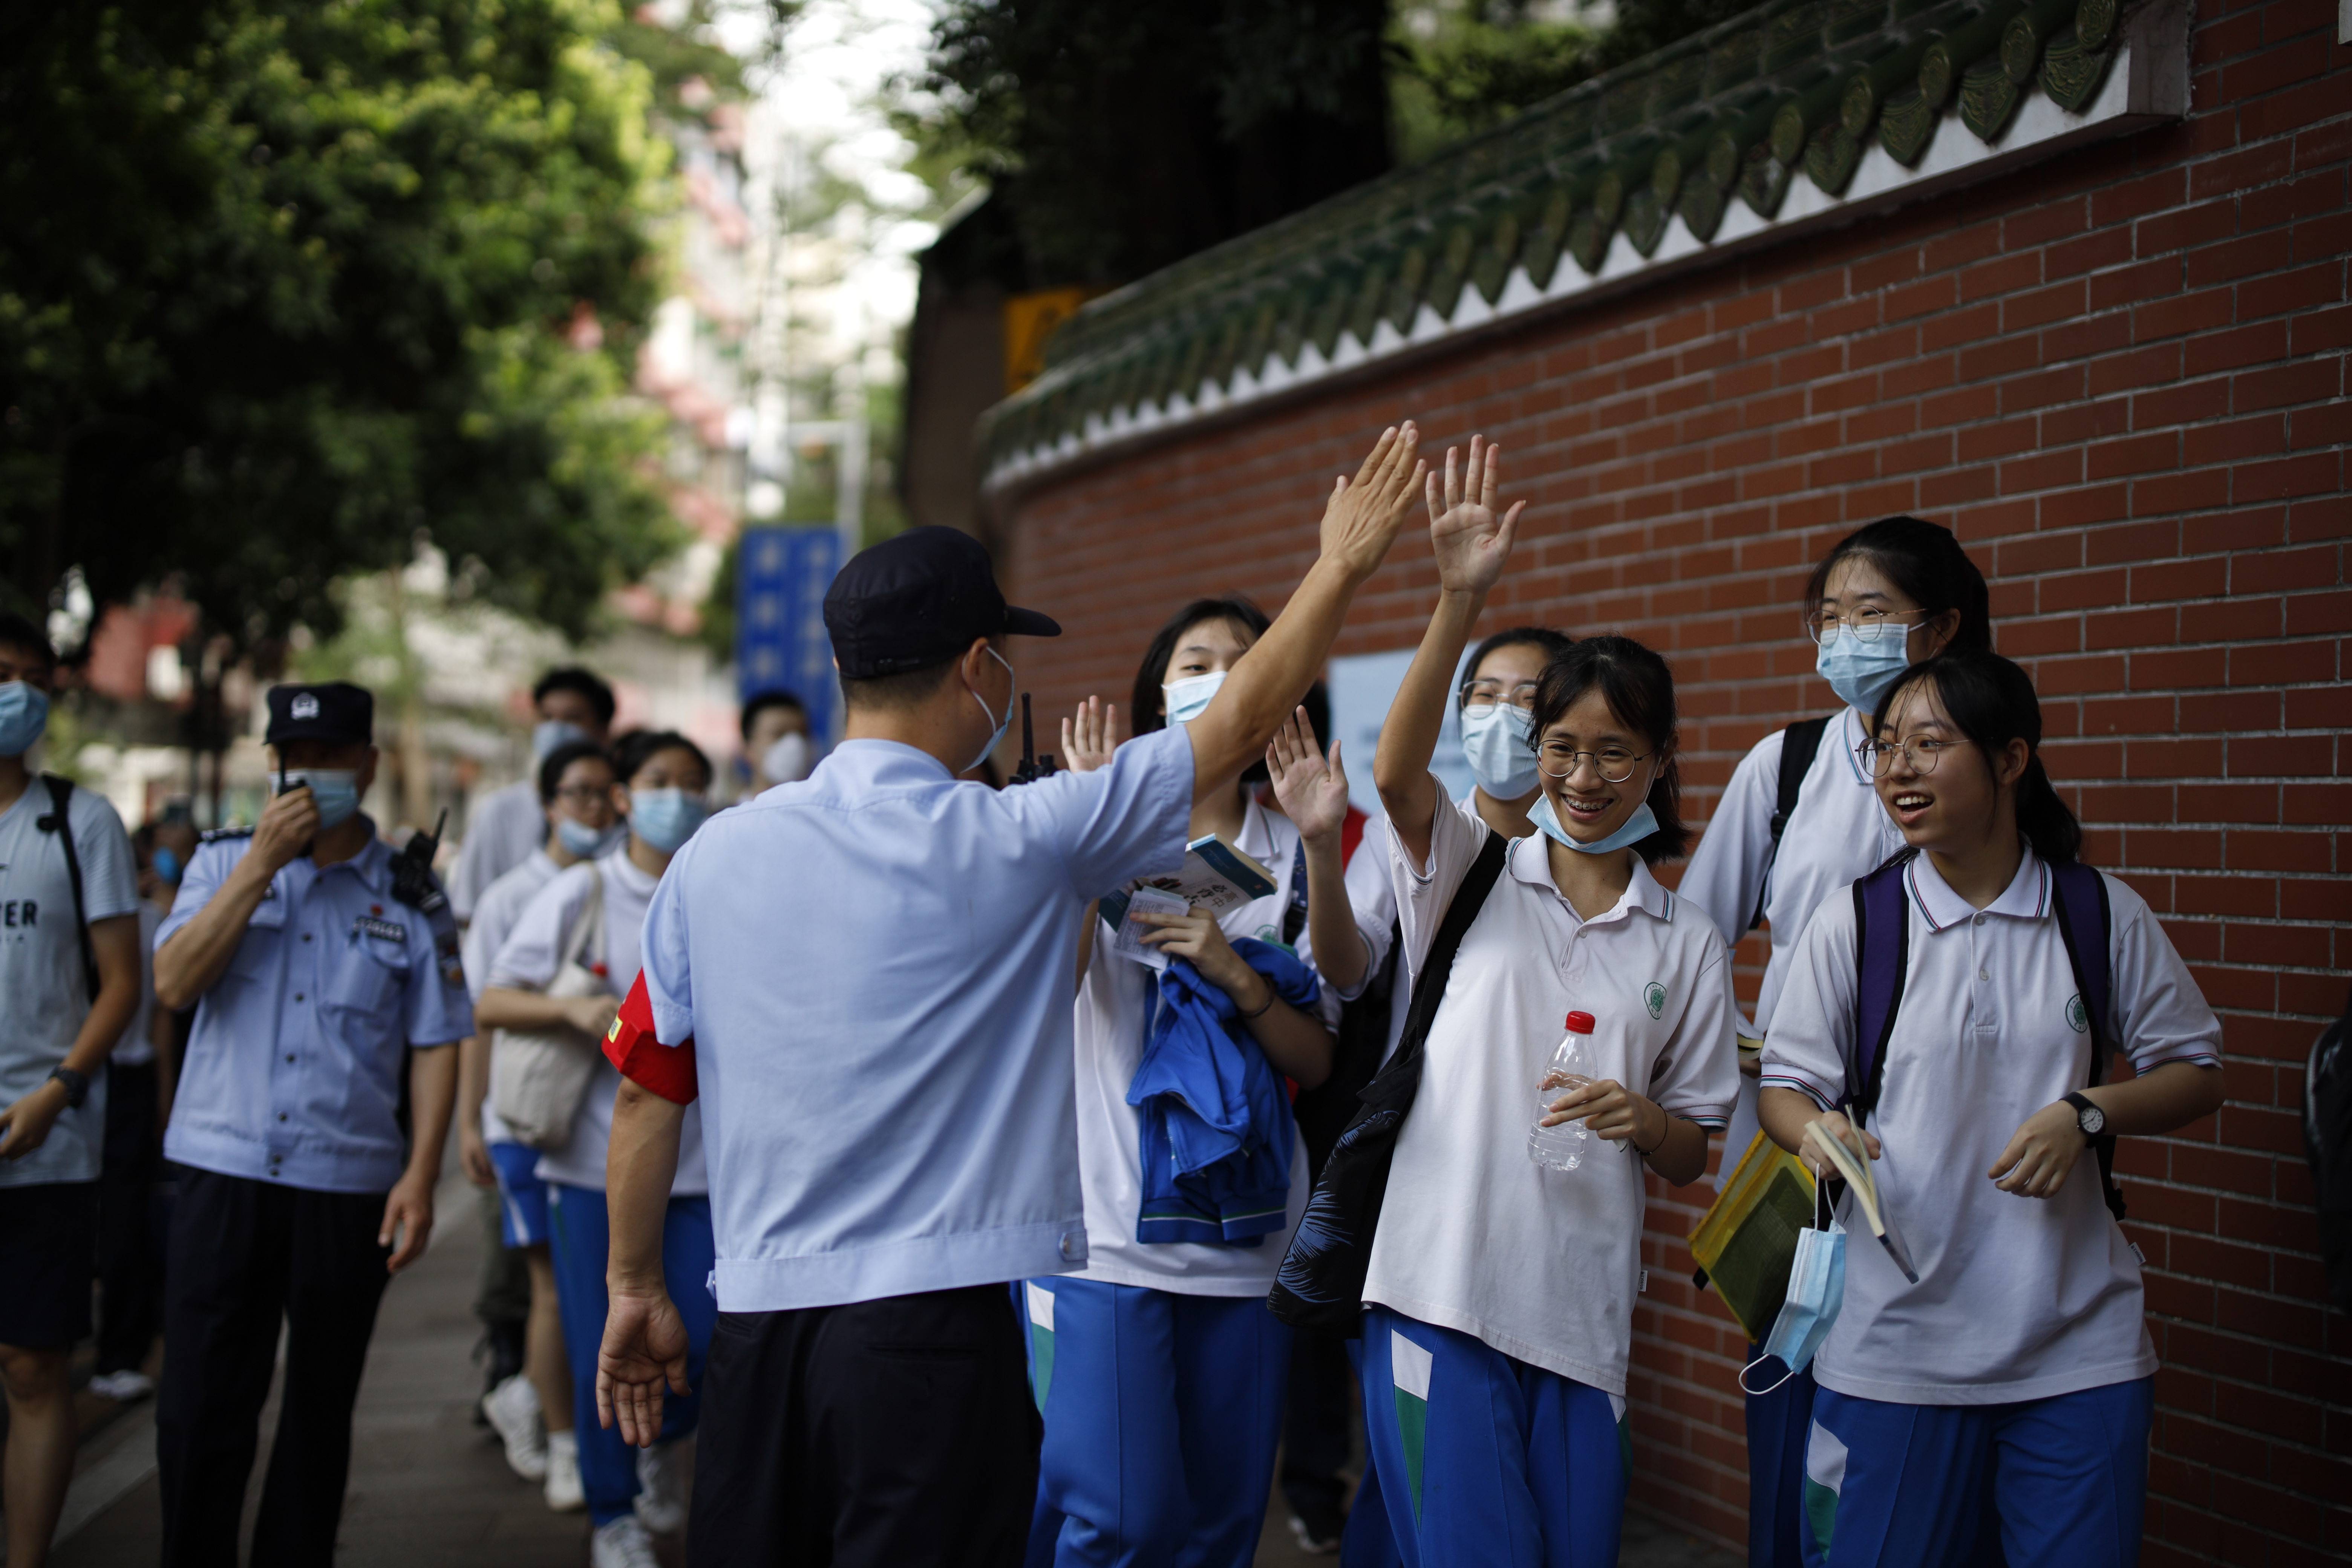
[1020,1277,1291,1568]
[1802,1377,2153,1568]
[1357,1307,1627,1568]
[547,1183,716,1526]
[1746,1340,1819,1568]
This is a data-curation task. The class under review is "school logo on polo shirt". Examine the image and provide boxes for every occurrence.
[1644,981,1666,1019]
[2065,994,2089,1033]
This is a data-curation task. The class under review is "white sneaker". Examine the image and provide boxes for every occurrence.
[88,1370,156,1403]
[590,1515,660,1568]
[634,1440,686,1536]
[543,1429,584,1513]
[480,1372,548,1482]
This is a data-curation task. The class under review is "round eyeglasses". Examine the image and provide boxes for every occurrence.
[1458,678,1539,716]
[1804,607,1929,645]
[1856,737,1958,777]
[1536,743,1649,783]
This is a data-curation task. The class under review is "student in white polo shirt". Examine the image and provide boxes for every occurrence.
[591,428,1427,1568]
[1361,439,1738,1568]
[1023,596,1343,1568]
[1676,516,1989,1568]
[478,731,714,1568]
[1757,650,2223,1568]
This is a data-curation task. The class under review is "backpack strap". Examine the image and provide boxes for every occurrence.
[1749,715,1834,932]
[2047,861,2125,1222]
[1367,829,1510,1111]
[1283,838,1310,948]
[1848,853,1915,1125]
[35,775,100,1001]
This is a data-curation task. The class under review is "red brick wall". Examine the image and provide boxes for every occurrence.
[992,6,2349,1559]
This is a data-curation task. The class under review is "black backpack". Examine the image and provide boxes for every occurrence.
[1281,836,1401,1179]
[33,774,100,999]
[1269,830,1509,1332]
[1747,714,1834,932]
[2305,986,2352,1315]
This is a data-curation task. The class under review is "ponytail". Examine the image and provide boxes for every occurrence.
[1873,650,2083,865]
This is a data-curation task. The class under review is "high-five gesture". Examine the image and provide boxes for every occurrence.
[1062,696,1125,774]
[1266,707,1351,845]
[1426,435,1526,597]
[1319,423,1427,581]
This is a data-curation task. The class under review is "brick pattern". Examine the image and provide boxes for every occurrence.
[994,5,2350,1560]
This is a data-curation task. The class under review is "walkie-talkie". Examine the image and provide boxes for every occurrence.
[1009,693,1060,785]
[390,809,466,988]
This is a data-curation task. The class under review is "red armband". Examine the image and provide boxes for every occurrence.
[604,971,698,1104]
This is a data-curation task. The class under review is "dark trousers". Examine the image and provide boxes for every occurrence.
[158,1168,393,1568]
[473,1183,530,1330]
[689,1284,1039,1568]
[96,1060,165,1375]
[1280,1323,1355,1521]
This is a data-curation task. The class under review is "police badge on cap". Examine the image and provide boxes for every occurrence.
[265,682,374,746]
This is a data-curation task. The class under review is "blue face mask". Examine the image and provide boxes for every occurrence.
[1530,794,1659,856]
[0,681,51,757]
[1814,625,1913,715]
[967,647,1017,772]
[1741,1188,1847,1395]
[1460,703,1539,800]
[1161,669,1227,726]
[555,818,624,858]
[279,769,362,830]
[533,718,592,761]
[630,788,709,854]
[153,847,184,886]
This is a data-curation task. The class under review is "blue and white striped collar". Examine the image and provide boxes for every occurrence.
[1905,846,2048,932]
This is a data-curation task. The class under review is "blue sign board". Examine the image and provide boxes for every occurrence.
[735,526,842,743]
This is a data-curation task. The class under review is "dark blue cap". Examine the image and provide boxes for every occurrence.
[824,526,1060,678]
[265,682,374,746]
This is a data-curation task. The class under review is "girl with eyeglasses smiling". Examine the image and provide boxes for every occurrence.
[1351,437,1739,1568]
[1755,650,2221,1568]
[1675,514,1991,1568]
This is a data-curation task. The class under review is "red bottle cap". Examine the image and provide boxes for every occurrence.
[1564,1011,1596,1034]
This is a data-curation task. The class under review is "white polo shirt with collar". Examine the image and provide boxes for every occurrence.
[639,726,1196,1314]
[1362,787,1740,1395]
[1761,848,2222,1406]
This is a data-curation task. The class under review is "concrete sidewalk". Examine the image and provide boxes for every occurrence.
[42,1169,1735,1567]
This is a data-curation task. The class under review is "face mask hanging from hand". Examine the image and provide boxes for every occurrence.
[0,681,51,757]
[277,769,363,829]
[1740,1182,1847,1395]
[1161,669,1227,726]
[1814,626,1912,715]
[1459,703,1539,799]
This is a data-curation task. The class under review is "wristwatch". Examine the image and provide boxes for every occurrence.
[2061,1090,2104,1138]
[47,1067,90,1109]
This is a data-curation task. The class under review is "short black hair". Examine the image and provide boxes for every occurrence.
[1527,635,1690,863]
[739,688,807,742]
[1803,516,1992,654]
[0,612,55,670]
[533,666,616,727]
[841,658,963,714]
[1873,651,2082,865]
[536,740,614,804]
[613,729,710,790]
[1129,597,1271,736]
[1461,626,1576,706]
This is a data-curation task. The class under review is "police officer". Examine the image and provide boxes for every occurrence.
[152,681,471,1568]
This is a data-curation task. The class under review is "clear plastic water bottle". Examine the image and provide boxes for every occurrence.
[1528,1011,1597,1171]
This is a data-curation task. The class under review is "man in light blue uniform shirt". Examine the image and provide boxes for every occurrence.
[590,426,1427,1568]
[152,681,470,1568]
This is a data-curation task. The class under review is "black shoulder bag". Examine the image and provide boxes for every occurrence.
[1268,829,1510,1332]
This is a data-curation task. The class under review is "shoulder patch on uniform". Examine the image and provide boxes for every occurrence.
[201,827,255,843]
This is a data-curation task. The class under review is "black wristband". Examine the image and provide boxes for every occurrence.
[47,1067,90,1109]
[1235,977,1277,1020]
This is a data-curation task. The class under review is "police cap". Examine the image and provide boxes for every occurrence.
[265,682,374,747]
[824,526,1060,679]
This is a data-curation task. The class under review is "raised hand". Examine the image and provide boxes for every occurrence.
[1265,706,1351,846]
[1061,696,1125,774]
[1319,423,1426,581]
[1425,435,1527,598]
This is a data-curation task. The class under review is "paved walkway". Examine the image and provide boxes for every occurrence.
[42,1167,1736,1568]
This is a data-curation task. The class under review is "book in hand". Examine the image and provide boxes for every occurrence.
[1804,1120,1919,1283]
[1687,1132,1818,1343]
[1104,887,1189,971]
[1099,833,1279,932]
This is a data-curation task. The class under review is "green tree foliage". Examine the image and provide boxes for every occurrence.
[0,0,686,649]
[917,0,1394,286]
